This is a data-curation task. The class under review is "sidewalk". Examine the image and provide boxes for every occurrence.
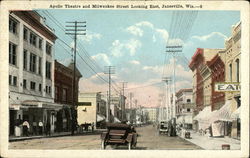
[179,130,240,150]
[9,129,106,142]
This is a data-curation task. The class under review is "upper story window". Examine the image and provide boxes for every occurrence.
[39,38,43,50]
[229,63,232,82]
[187,108,191,112]
[46,61,51,79]
[187,99,191,103]
[9,42,17,66]
[23,79,27,89]
[29,53,37,73]
[23,49,27,70]
[46,42,52,55]
[9,18,18,34]
[30,81,36,90]
[29,32,37,47]
[39,84,42,92]
[23,27,28,40]
[9,75,17,86]
[38,57,42,75]
[236,59,240,82]
[62,88,67,102]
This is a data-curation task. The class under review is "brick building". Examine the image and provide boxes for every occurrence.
[54,60,82,132]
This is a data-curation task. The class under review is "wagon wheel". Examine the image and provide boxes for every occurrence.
[128,142,132,150]
[101,140,106,150]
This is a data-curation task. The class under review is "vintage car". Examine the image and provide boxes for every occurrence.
[158,121,168,134]
[100,123,137,150]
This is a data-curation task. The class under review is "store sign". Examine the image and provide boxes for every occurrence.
[215,82,240,92]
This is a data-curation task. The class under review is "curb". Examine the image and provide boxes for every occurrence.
[9,131,104,142]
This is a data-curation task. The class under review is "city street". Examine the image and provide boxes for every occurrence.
[9,125,202,150]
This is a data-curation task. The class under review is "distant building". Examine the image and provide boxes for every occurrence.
[175,88,194,129]
[141,107,158,123]
[54,60,82,132]
[9,11,58,136]
[77,92,106,129]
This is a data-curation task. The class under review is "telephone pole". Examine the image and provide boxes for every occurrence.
[166,45,182,136]
[66,21,86,135]
[104,66,115,123]
[162,77,171,120]
[120,82,127,121]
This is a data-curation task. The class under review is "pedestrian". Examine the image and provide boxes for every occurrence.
[91,122,94,132]
[38,120,43,135]
[22,120,30,136]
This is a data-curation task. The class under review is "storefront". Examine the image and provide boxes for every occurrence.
[9,100,64,136]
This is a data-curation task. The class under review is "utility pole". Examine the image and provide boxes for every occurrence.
[66,21,86,135]
[166,45,182,136]
[162,77,171,121]
[120,82,127,121]
[104,66,115,123]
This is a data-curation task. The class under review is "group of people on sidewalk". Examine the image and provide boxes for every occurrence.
[15,119,52,137]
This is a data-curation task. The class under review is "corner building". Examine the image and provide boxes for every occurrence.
[9,11,59,136]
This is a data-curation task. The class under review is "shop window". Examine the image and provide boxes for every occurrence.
[187,108,190,112]
[9,42,17,65]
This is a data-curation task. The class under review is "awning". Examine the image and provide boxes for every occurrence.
[231,106,240,119]
[211,100,233,122]
[193,106,211,121]
[21,100,64,110]
[97,114,106,122]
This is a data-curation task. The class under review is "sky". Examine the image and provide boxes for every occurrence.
[36,10,240,108]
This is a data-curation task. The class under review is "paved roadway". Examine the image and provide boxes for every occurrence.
[9,125,202,150]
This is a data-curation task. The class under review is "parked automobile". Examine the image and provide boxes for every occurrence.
[158,121,168,134]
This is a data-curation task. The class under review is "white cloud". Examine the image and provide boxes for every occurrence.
[91,53,111,66]
[126,25,143,37]
[125,39,142,56]
[142,65,163,74]
[79,31,102,43]
[155,29,169,42]
[135,21,154,28]
[129,60,140,65]
[110,39,141,57]
[192,32,228,41]
[110,40,124,57]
